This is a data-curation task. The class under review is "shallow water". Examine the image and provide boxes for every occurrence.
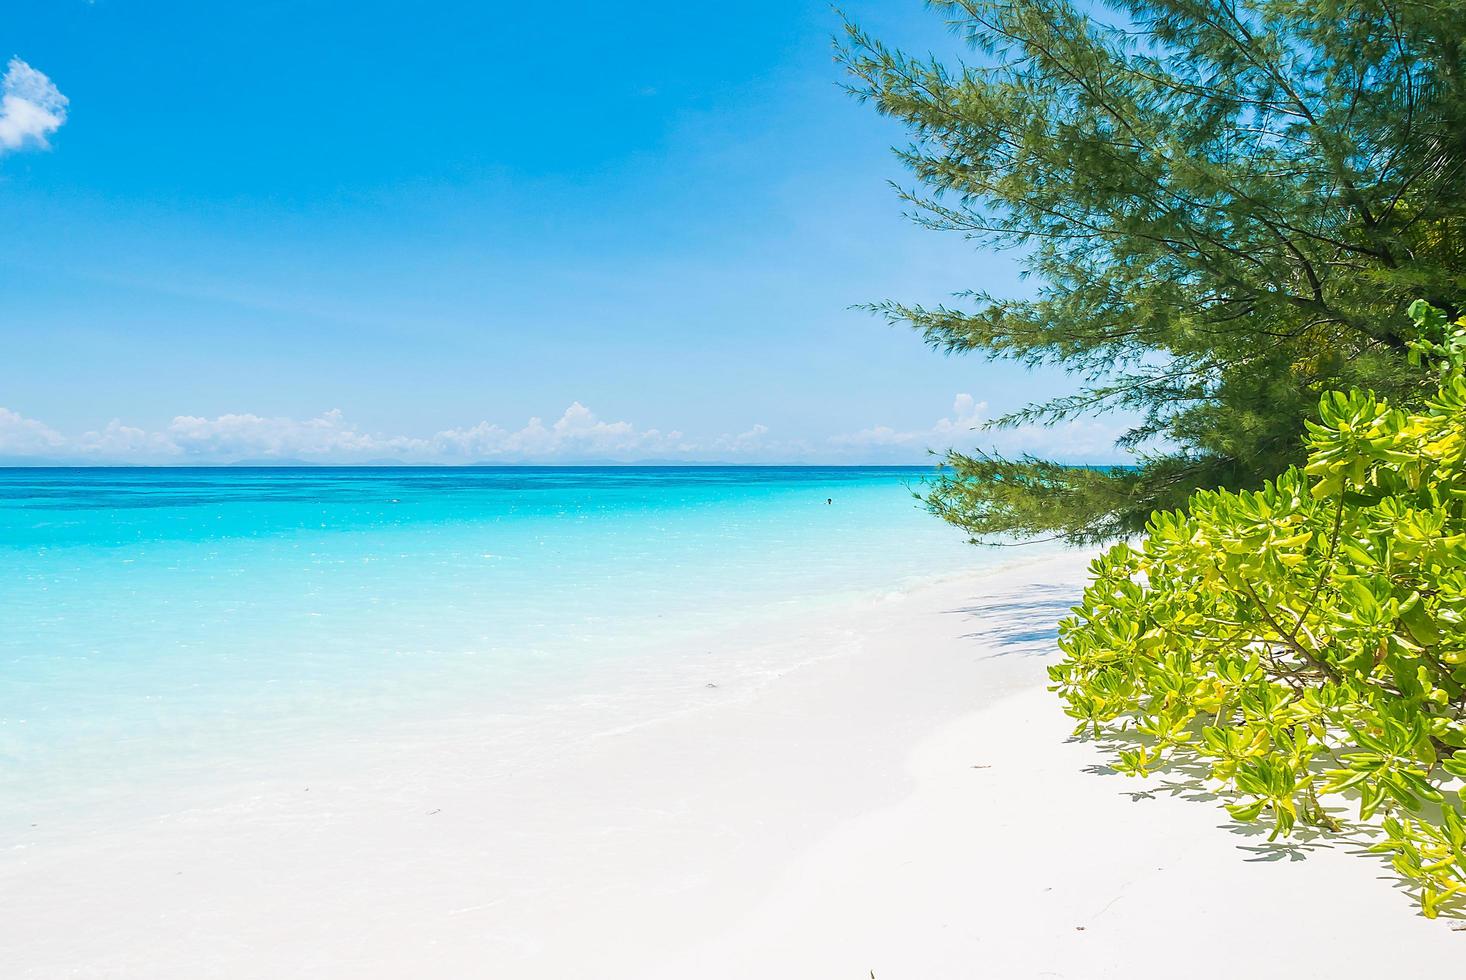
[0,466,1023,825]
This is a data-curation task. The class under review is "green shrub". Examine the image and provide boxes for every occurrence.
[1052,303,1466,917]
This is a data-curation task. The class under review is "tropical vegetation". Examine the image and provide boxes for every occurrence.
[844,0,1466,543]
[1050,302,1466,915]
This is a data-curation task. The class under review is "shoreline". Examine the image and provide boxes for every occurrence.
[3,539,1067,844]
[4,548,1459,976]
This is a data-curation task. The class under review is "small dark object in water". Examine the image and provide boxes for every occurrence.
[826,498,832,505]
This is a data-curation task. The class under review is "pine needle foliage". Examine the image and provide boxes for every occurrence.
[843,0,1466,543]
[1051,303,1466,916]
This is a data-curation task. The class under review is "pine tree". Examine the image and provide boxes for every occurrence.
[843,0,1466,543]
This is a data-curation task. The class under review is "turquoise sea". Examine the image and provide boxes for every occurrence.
[1,467,1020,830]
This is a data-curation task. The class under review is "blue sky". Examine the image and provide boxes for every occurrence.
[1,0,1124,464]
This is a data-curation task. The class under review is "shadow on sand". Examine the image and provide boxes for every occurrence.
[945,583,1079,656]
[1074,728,1466,920]
[945,583,1465,922]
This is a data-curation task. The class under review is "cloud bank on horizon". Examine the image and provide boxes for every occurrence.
[0,396,1125,465]
[0,58,67,153]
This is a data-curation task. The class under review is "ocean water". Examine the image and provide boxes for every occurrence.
[1,466,1019,828]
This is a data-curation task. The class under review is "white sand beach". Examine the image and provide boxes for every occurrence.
[4,549,1460,978]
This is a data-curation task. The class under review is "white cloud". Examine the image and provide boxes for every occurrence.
[0,396,1126,465]
[0,403,730,464]
[702,423,819,462]
[429,420,509,458]
[728,423,769,448]
[0,59,68,154]
[77,420,182,458]
[0,407,66,456]
[831,393,1124,463]
[931,393,986,438]
[164,409,429,460]
[830,424,918,449]
[431,402,691,460]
